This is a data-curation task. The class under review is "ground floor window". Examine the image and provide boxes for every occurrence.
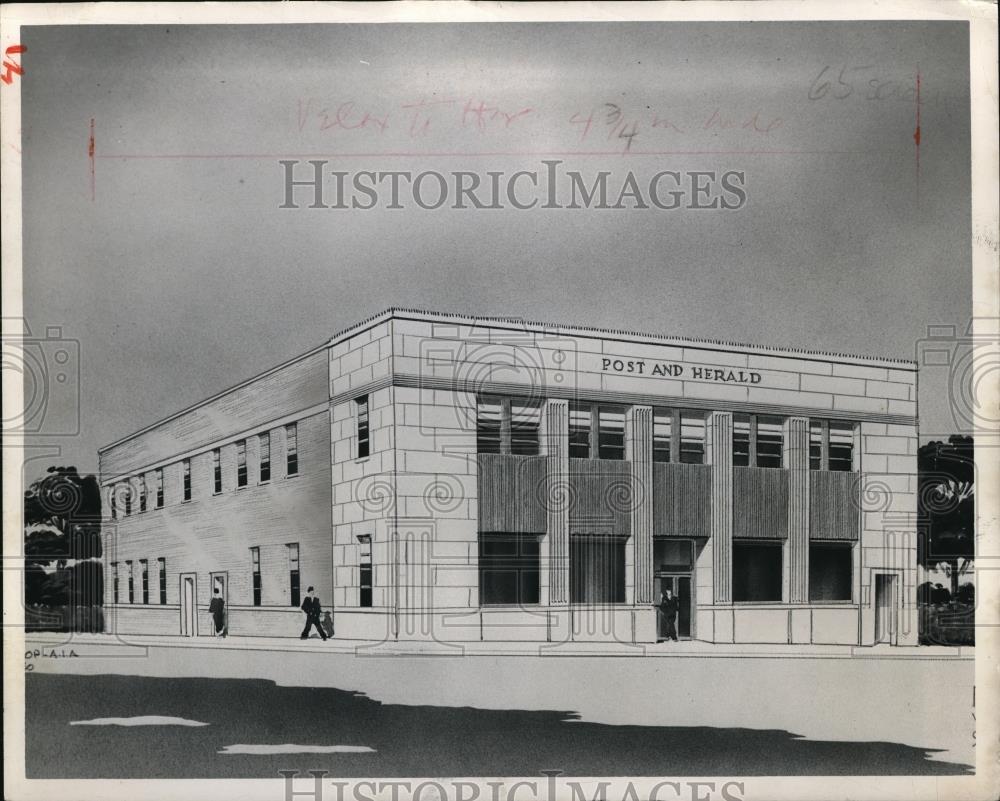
[732,540,783,602]
[570,536,626,604]
[809,542,853,601]
[479,533,540,605]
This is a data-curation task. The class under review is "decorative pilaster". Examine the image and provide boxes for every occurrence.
[625,406,654,605]
[784,417,811,604]
[540,399,569,605]
[708,411,733,604]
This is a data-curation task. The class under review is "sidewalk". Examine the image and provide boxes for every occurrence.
[24,631,974,660]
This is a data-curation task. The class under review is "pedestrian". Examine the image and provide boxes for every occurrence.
[300,586,328,641]
[659,588,679,642]
[209,587,226,637]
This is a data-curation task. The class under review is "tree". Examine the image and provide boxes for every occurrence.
[23,466,104,631]
[917,436,974,600]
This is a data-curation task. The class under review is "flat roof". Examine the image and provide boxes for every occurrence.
[100,307,916,454]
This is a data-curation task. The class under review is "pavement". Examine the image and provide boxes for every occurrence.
[19,631,977,777]
[25,630,975,660]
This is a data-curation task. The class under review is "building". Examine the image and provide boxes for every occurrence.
[99,308,919,646]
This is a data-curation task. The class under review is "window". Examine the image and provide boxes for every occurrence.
[182,459,191,501]
[809,421,824,470]
[733,414,751,467]
[286,423,298,476]
[732,541,783,602]
[828,423,855,472]
[809,543,853,602]
[112,562,119,604]
[124,484,131,516]
[110,488,117,519]
[679,412,706,464]
[287,543,300,607]
[476,397,503,454]
[250,547,261,606]
[139,559,149,604]
[598,407,625,460]
[510,399,541,455]
[259,432,271,482]
[809,420,856,472]
[479,533,540,605]
[236,440,247,488]
[158,558,166,605]
[476,396,541,455]
[154,469,164,508]
[653,539,694,572]
[138,477,147,512]
[569,403,592,459]
[653,409,673,463]
[733,414,783,468]
[126,561,134,604]
[756,416,783,468]
[570,537,626,604]
[213,449,222,493]
[359,536,373,607]
[356,396,370,458]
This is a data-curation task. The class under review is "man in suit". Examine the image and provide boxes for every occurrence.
[209,587,226,637]
[300,586,328,640]
[659,588,680,642]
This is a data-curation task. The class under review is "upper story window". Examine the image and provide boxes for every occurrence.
[566,402,626,461]
[236,440,248,488]
[476,396,540,456]
[110,488,117,519]
[598,407,625,460]
[154,468,164,508]
[182,459,191,501]
[828,422,855,471]
[123,484,132,516]
[810,420,856,472]
[653,409,673,463]
[286,423,299,476]
[213,449,222,493]
[679,411,706,464]
[356,396,370,459]
[259,432,271,482]
[510,399,541,455]
[568,403,592,459]
[732,414,783,468]
[138,477,147,513]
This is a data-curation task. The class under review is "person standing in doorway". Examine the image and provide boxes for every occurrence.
[209,587,226,637]
[659,588,679,642]
[300,586,328,641]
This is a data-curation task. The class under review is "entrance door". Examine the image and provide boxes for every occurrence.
[654,574,693,640]
[875,573,897,645]
[210,572,228,636]
[180,574,197,636]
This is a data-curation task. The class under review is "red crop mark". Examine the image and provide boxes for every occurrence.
[88,119,96,201]
[1,44,26,85]
[914,66,921,198]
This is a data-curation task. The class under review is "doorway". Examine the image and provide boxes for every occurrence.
[180,573,197,636]
[654,574,693,640]
[874,573,898,645]
[210,572,228,636]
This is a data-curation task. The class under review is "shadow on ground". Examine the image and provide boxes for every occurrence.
[26,674,972,777]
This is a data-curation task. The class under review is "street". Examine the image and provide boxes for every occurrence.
[23,636,975,778]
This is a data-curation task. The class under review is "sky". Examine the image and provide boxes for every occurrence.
[18,21,972,478]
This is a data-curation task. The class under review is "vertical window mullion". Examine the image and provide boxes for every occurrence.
[748,415,758,467]
[500,397,512,455]
[821,420,830,470]
[588,403,599,459]
[671,409,681,463]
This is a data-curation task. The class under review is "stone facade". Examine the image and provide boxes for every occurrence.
[99,309,919,646]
